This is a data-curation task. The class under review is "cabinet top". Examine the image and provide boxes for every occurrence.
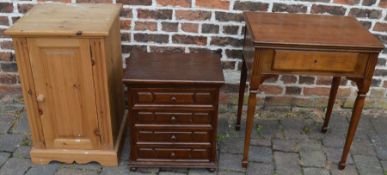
[123,51,225,86]
[5,3,122,37]
[244,12,384,52]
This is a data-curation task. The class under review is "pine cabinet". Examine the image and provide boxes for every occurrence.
[4,4,126,166]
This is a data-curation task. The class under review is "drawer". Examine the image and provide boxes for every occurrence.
[136,130,211,144]
[272,50,365,73]
[136,147,210,161]
[132,88,216,105]
[135,111,212,125]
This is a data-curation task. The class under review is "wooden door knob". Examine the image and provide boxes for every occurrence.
[36,94,45,102]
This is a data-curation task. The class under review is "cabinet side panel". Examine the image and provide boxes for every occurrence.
[13,38,45,148]
[105,17,125,143]
[90,39,114,149]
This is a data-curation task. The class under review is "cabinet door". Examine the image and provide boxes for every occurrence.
[27,38,100,150]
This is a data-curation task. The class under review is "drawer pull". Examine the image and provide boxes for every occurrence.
[36,94,45,103]
[170,152,176,157]
[171,135,176,141]
[170,96,177,103]
[170,116,176,122]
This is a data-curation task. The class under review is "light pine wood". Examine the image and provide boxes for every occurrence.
[5,4,125,166]
[4,3,122,37]
[27,38,100,150]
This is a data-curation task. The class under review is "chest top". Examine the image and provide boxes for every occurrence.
[5,3,122,37]
[123,51,225,86]
[244,12,383,52]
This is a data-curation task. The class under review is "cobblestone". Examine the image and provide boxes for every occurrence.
[0,97,387,175]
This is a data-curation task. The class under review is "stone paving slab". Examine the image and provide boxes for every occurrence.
[1,95,387,175]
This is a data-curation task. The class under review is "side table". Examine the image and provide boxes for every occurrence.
[122,51,224,171]
[236,12,384,169]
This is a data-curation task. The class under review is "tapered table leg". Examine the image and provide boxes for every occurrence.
[321,77,341,133]
[236,61,247,131]
[338,92,366,170]
[241,90,257,168]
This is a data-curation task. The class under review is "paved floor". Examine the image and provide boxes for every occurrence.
[0,94,387,175]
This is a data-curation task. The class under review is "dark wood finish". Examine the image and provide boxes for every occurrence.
[123,51,224,170]
[238,12,383,169]
[322,77,341,133]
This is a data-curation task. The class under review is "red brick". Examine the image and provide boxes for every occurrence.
[120,20,131,30]
[134,21,157,31]
[311,5,346,16]
[0,74,17,84]
[0,16,8,26]
[76,0,112,2]
[316,76,332,85]
[175,10,211,21]
[149,46,185,53]
[121,33,130,42]
[0,52,12,61]
[181,23,199,33]
[0,3,13,13]
[362,0,377,6]
[120,8,132,18]
[157,0,191,7]
[117,0,152,5]
[233,1,269,11]
[38,0,72,2]
[299,76,315,84]
[0,40,13,50]
[0,62,17,72]
[210,37,243,47]
[349,8,382,19]
[0,86,21,94]
[379,0,387,8]
[172,35,207,45]
[280,75,297,84]
[272,3,307,13]
[374,23,387,32]
[259,85,282,95]
[137,9,172,20]
[303,87,330,96]
[285,86,302,95]
[196,0,229,10]
[134,33,169,43]
[215,12,243,22]
[333,0,360,5]
[161,22,178,32]
[264,96,294,106]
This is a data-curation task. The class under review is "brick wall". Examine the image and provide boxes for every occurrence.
[0,0,386,109]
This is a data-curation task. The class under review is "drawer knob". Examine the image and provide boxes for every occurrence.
[171,135,176,141]
[171,116,176,121]
[170,96,177,103]
[170,152,176,157]
[36,94,45,103]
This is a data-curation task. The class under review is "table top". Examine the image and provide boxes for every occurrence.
[244,12,384,52]
[122,51,225,85]
[5,3,121,37]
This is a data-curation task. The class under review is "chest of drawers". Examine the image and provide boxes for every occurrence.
[123,51,224,171]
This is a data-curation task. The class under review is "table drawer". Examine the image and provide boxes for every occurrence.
[135,111,212,125]
[272,50,365,73]
[137,130,211,144]
[136,147,210,161]
[132,88,216,105]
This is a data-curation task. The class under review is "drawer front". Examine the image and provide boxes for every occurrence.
[136,147,210,161]
[135,111,212,125]
[132,88,215,105]
[272,50,365,73]
[137,130,211,143]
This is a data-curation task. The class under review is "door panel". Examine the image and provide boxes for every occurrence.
[28,38,100,149]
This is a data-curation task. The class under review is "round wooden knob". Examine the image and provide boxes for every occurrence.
[170,152,176,157]
[171,116,176,121]
[36,94,45,102]
[170,96,177,103]
[171,135,176,141]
